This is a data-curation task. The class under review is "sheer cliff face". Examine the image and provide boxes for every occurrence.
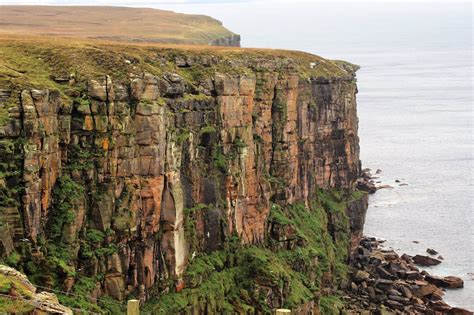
[0,38,365,309]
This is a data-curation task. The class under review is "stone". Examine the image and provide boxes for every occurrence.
[430,300,452,312]
[377,266,394,279]
[385,299,404,310]
[387,289,401,296]
[357,178,377,194]
[375,279,393,289]
[400,253,412,263]
[426,248,438,255]
[351,282,358,291]
[405,270,423,280]
[425,275,464,289]
[388,295,409,305]
[367,286,376,300]
[412,255,442,266]
[413,283,437,297]
[382,251,399,261]
[354,270,370,282]
[400,286,412,299]
[448,308,474,315]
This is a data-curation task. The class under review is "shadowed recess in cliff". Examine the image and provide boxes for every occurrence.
[0,36,365,313]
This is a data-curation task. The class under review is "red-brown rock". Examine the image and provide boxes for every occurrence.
[425,275,464,289]
[413,255,442,266]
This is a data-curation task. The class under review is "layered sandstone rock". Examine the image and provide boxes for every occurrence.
[0,38,365,312]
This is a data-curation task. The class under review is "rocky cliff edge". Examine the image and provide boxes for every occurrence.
[0,36,366,313]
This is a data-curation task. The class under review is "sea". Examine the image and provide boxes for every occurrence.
[148,1,473,309]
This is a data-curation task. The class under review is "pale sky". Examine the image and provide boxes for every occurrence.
[0,0,471,5]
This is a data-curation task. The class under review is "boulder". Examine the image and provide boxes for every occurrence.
[399,286,412,299]
[382,251,399,261]
[400,253,412,263]
[412,255,441,266]
[448,308,474,315]
[405,270,423,280]
[354,270,370,282]
[385,299,404,310]
[425,275,464,289]
[426,248,438,255]
[357,178,377,194]
[413,283,437,297]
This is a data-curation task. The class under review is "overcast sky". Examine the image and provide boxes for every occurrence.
[1,0,470,5]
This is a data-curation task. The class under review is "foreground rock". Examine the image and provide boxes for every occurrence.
[0,265,73,314]
[343,238,472,314]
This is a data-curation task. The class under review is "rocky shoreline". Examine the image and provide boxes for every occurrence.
[341,237,472,314]
[356,168,408,194]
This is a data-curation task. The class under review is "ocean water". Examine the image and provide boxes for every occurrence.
[151,1,473,309]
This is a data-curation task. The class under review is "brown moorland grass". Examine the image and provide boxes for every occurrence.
[0,5,236,45]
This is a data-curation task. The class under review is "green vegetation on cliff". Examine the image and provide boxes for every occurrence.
[144,190,364,313]
[0,36,363,314]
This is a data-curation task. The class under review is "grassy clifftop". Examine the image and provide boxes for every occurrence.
[0,35,356,89]
[0,5,238,46]
[0,35,357,127]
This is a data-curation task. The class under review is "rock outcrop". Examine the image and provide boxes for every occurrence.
[0,264,73,314]
[344,238,471,314]
[0,37,365,313]
[209,34,241,47]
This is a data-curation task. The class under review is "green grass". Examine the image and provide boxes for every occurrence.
[0,297,35,314]
[145,190,360,313]
[319,295,345,315]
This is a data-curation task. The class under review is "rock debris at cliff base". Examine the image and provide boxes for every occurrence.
[343,237,471,315]
[0,36,368,313]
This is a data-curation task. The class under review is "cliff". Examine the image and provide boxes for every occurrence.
[0,36,366,313]
[0,6,241,47]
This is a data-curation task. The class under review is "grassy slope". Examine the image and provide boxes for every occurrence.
[0,35,355,89]
[0,5,235,45]
[143,190,366,313]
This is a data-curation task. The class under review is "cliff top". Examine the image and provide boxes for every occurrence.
[0,35,358,126]
[0,5,238,46]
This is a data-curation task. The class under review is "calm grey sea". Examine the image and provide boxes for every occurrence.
[151,1,473,309]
